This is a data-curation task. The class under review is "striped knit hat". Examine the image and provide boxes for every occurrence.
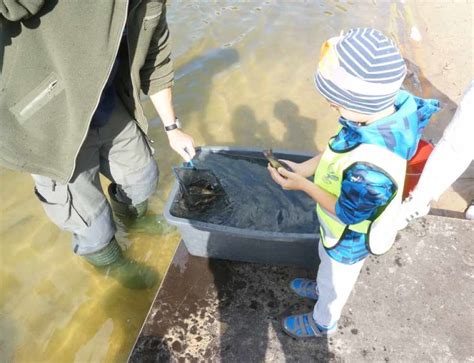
[315,28,407,115]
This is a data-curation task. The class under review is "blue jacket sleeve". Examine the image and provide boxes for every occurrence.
[335,163,397,225]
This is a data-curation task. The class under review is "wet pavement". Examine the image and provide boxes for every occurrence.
[129,214,473,362]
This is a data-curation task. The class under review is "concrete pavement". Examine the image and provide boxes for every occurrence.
[129,215,473,362]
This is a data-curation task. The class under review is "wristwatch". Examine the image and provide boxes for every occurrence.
[164,118,181,132]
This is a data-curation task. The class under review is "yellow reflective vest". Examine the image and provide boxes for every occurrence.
[314,142,406,255]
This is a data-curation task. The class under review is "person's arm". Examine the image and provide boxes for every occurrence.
[140,5,174,96]
[149,88,195,161]
[302,180,337,214]
[412,81,474,201]
[280,154,322,178]
[267,166,337,214]
[335,163,396,224]
[268,161,396,221]
[398,81,474,227]
[141,5,196,161]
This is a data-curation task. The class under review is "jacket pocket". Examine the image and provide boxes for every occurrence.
[33,176,90,232]
[10,73,64,124]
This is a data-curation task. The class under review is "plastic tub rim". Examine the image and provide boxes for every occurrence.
[164,146,320,241]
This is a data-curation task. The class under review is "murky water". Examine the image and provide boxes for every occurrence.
[170,150,319,233]
[0,1,456,362]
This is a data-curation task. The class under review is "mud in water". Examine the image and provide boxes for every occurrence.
[170,150,318,234]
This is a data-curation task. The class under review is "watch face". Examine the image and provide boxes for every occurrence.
[175,118,182,129]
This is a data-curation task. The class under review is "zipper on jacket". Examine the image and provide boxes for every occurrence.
[66,2,129,183]
[19,80,58,117]
[11,73,65,123]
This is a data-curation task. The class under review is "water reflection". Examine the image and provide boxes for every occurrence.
[174,47,240,146]
[231,105,272,146]
[275,100,319,153]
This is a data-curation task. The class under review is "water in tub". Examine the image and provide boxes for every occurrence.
[170,150,318,233]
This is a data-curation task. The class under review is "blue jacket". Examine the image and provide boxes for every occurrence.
[326,90,440,264]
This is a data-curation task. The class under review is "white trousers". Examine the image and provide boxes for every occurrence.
[313,241,366,328]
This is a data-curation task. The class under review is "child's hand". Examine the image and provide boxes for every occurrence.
[279,155,321,178]
[267,164,312,191]
[279,160,311,177]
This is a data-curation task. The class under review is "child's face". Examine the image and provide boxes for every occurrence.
[328,102,370,123]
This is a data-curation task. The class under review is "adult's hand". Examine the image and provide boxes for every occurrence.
[167,129,196,162]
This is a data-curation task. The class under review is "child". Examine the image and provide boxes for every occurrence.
[268,27,440,337]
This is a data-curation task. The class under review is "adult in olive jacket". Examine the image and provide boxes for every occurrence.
[1,0,196,280]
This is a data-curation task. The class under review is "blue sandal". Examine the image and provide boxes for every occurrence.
[290,278,319,300]
[282,312,336,338]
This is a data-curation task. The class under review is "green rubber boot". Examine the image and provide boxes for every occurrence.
[82,238,123,266]
[129,214,177,236]
[108,183,148,222]
[104,257,158,290]
[83,239,158,289]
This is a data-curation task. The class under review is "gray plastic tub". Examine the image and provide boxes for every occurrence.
[164,147,320,269]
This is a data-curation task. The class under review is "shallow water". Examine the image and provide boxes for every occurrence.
[0,1,449,361]
[170,150,319,233]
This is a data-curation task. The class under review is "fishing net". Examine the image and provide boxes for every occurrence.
[173,167,228,211]
[170,152,318,233]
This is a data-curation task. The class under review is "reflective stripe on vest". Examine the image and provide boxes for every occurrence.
[314,142,406,253]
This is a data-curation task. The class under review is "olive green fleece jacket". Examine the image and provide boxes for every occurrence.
[0,0,174,183]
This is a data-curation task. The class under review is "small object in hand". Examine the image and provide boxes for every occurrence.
[183,160,196,169]
[183,147,196,169]
[263,149,293,172]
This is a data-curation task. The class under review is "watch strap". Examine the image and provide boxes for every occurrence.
[164,118,181,132]
[164,123,179,132]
